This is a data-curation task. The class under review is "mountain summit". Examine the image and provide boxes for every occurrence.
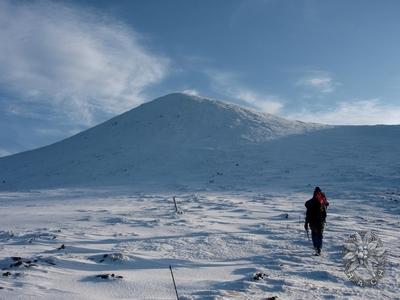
[104,93,323,147]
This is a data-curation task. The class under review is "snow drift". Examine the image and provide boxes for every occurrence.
[0,93,399,190]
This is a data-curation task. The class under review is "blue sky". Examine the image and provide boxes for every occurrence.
[1,0,400,156]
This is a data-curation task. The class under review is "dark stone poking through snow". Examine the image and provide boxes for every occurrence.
[2,271,21,277]
[6,257,39,269]
[266,297,278,300]
[57,244,65,250]
[253,272,268,281]
[11,257,22,262]
[11,261,23,268]
[96,273,123,280]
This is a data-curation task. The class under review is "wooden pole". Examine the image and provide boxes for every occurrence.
[169,265,179,300]
[173,196,178,213]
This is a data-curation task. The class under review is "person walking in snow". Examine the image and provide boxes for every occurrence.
[304,187,329,256]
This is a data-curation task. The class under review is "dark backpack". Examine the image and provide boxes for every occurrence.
[305,198,327,224]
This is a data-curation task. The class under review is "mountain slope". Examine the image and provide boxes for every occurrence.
[0,93,399,190]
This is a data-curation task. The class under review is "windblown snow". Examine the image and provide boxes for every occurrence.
[0,93,399,299]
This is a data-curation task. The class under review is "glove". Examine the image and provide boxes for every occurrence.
[304,222,308,230]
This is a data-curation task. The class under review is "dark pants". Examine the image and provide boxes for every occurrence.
[310,223,324,250]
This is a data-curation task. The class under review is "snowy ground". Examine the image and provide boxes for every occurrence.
[0,187,399,299]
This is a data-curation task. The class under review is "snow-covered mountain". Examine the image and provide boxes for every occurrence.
[1,93,399,190]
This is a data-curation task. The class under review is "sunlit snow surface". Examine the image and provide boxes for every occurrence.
[0,188,398,299]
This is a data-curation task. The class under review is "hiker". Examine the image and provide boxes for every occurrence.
[304,187,329,255]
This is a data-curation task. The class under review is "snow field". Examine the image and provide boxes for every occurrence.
[0,188,398,299]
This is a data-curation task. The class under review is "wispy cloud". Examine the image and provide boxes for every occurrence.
[0,148,11,158]
[35,127,80,138]
[0,0,169,126]
[287,99,400,125]
[182,89,200,96]
[205,69,284,114]
[296,71,339,94]
[235,90,283,115]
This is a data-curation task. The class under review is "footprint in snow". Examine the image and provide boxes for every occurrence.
[88,252,130,264]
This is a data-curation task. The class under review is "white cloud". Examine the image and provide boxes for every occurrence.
[296,71,338,94]
[287,99,400,125]
[205,70,284,114]
[0,0,168,125]
[182,89,200,96]
[235,90,283,114]
[35,127,80,138]
[0,148,11,158]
